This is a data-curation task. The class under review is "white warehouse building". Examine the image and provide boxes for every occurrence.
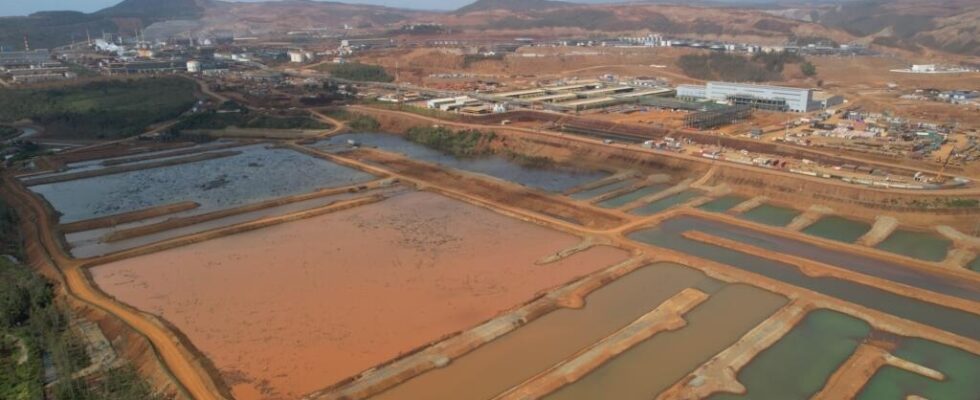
[677,81,819,112]
[676,84,707,99]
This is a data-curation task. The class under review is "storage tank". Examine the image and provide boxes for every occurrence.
[187,60,201,73]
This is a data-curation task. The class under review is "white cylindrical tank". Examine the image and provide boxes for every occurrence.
[187,60,201,73]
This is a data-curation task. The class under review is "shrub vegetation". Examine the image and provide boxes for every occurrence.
[320,63,394,82]
[0,199,165,400]
[405,126,494,157]
[0,78,198,139]
[677,51,810,82]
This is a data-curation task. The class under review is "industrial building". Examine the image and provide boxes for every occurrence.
[488,81,673,111]
[0,49,51,68]
[677,82,822,112]
[340,38,394,49]
[288,50,313,63]
[6,67,76,84]
[101,60,188,74]
[676,84,707,100]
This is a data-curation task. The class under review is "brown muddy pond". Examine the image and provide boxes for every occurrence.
[370,262,723,400]
[546,284,787,400]
[90,191,629,400]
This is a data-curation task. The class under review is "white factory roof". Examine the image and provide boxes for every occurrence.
[578,86,634,96]
[526,93,580,102]
[559,96,618,107]
[615,88,675,98]
[494,88,548,98]
[546,82,602,92]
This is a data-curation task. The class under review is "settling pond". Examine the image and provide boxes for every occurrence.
[738,204,801,227]
[628,216,980,341]
[30,145,374,223]
[711,309,870,400]
[312,133,608,193]
[372,263,725,400]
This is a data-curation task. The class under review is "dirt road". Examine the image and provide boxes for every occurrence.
[1,174,229,400]
[347,105,980,196]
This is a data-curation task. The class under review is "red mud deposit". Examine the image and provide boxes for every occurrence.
[90,191,629,400]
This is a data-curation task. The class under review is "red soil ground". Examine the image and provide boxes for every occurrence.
[90,191,629,400]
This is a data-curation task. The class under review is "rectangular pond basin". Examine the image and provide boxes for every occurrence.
[660,216,979,301]
[569,179,637,200]
[371,263,724,400]
[30,145,375,224]
[697,195,748,213]
[738,204,801,227]
[630,190,702,216]
[65,187,402,258]
[597,184,671,209]
[32,142,237,177]
[709,309,870,400]
[545,284,787,400]
[627,218,980,341]
[90,191,631,400]
[874,229,952,262]
[857,337,980,400]
[801,216,870,243]
[313,133,608,193]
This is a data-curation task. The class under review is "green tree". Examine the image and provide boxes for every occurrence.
[801,61,818,77]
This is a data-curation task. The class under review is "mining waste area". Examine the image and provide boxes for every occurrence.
[10,130,980,400]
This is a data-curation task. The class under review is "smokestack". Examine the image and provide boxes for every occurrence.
[23,34,30,51]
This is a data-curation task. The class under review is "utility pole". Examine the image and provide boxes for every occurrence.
[395,60,402,111]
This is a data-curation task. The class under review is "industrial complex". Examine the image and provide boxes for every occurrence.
[1,0,979,400]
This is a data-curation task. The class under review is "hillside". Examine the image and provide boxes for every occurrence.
[0,12,117,50]
[190,0,424,35]
[455,0,572,14]
[95,0,208,19]
[0,0,974,57]
[0,0,209,50]
[772,0,980,57]
[441,3,853,43]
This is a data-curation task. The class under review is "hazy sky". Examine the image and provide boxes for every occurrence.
[0,0,631,17]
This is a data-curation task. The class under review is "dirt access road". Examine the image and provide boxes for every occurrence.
[346,105,980,195]
[1,174,229,400]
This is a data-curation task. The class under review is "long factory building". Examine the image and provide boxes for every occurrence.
[676,81,841,112]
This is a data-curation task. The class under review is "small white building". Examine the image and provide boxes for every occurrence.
[186,60,201,73]
[288,50,311,63]
[911,64,936,73]
[426,96,470,109]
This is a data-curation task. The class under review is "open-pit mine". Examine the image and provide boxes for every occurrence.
[2,105,978,400]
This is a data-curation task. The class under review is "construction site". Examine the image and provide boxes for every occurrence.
[2,91,978,400]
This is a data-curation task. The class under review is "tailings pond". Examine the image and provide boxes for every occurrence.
[31,145,374,223]
[312,133,607,192]
[65,187,404,258]
[570,179,637,200]
[697,195,747,213]
[91,191,629,400]
[628,217,980,340]
[710,309,870,400]
[875,229,952,262]
[630,190,702,216]
[26,141,239,178]
[738,204,800,227]
[370,263,723,400]
[857,337,980,399]
[801,216,870,243]
[546,284,786,400]
[597,184,670,209]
